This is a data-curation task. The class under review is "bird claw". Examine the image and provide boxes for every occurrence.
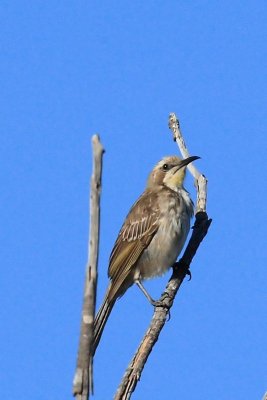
[151,299,162,307]
[153,297,171,321]
[153,292,171,307]
[186,269,192,281]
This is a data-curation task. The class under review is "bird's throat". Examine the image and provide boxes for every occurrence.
[165,170,185,191]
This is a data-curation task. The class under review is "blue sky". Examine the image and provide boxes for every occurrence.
[1,1,266,399]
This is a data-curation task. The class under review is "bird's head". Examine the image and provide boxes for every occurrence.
[147,155,200,190]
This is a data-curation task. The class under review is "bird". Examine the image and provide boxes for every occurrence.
[92,155,199,355]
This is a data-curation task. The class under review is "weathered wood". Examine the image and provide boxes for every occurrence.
[73,135,104,400]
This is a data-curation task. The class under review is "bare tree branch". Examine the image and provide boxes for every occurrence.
[114,114,212,400]
[73,135,104,400]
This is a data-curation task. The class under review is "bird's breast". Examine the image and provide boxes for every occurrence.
[137,189,193,280]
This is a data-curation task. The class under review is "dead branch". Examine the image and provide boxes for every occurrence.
[73,135,104,400]
[114,114,212,400]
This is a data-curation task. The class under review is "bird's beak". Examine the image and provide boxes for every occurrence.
[177,155,200,170]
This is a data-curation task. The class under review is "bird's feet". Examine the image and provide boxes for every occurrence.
[152,292,171,308]
[186,269,192,281]
[172,261,192,280]
[153,293,172,320]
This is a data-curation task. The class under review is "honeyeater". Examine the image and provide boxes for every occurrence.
[93,155,199,354]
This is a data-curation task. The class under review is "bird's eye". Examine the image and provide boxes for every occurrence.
[162,164,169,171]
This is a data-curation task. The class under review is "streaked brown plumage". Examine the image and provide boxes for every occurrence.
[92,155,199,355]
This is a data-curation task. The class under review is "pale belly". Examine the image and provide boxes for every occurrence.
[136,211,190,280]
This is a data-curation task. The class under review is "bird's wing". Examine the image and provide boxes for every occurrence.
[107,190,159,300]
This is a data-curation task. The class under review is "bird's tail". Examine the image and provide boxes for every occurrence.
[92,285,116,356]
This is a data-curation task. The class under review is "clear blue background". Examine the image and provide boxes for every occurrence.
[1,2,266,399]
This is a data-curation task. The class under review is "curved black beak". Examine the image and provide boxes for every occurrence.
[178,155,200,170]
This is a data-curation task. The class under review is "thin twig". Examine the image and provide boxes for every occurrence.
[169,113,207,213]
[168,113,200,179]
[73,135,104,400]
[114,114,211,400]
